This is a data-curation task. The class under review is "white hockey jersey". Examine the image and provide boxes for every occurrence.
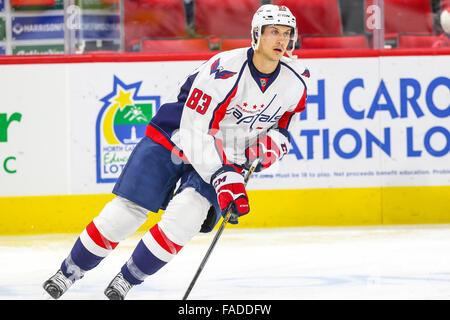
[146,47,308,183]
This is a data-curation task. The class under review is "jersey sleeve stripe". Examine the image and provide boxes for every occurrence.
[206,61,247,168]
[208,84,238,168]
[145,123,190,164]
[278,89,307,129]
[150,72,198,138]
[208,61,248,132]
[208,85,238,134]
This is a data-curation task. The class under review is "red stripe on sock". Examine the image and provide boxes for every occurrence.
[149,224,183,255]
[86,221,119,250]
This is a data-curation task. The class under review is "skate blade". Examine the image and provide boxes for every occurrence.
[42,290,56,300]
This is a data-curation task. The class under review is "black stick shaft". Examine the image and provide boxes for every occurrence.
[182,213,231,300]
[182,160,259,300]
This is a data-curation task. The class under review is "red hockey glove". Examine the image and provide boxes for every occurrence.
[245,128,290,172]
[211,166,249,224]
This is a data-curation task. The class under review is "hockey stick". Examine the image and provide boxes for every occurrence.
[182,159,260,300]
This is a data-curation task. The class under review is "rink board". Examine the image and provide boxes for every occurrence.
[0,49,449,234]
[0,185,449,235]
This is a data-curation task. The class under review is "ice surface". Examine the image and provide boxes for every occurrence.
[1,225,450,300]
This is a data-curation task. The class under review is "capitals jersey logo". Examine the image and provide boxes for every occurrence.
[301,68,310,78]
[96,76,160,183]
[210,58,237,79]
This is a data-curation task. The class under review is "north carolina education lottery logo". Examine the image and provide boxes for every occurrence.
[96,76,160,183]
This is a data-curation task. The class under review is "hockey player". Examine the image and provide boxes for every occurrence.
[43,4,308,300]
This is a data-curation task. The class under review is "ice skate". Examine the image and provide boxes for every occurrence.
[104,272,133,300]
[42,269,74,299]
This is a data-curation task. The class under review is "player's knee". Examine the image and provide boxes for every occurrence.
[159,188,210,245]
[93,196,149,242]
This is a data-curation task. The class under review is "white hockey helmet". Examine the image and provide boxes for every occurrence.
[441,7,450,34]
[251,4,298,57]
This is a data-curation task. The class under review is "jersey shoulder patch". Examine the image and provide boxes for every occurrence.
[206,48,248,80]
[301,68,310,78]
[210,58,237,79]
[281,57,310,78]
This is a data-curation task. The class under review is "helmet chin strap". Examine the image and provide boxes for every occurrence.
[286,42,297,59]
[286,27,298,59]
[251,27,261,51]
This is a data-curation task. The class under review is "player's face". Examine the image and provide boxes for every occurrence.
[258,25,292,61]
